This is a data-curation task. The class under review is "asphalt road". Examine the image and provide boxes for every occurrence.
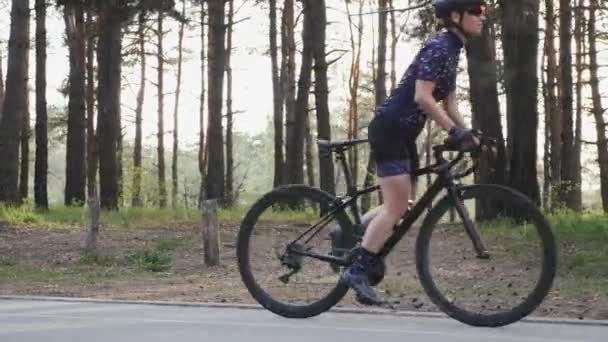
[0,299,605,341]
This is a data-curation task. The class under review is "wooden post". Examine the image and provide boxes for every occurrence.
[84,192,100,256]
[202,199,221,266]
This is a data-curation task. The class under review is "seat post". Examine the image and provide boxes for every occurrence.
[336,149,356,196]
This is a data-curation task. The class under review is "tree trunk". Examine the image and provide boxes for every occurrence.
[0,49,4,117]
[34,0,48,210]
[309,0,334,196]
[289,0,313,187]
[345,0,363,188]
[0,0,30,205]
[19,84,30,202]
[388,0,397,92]
[206,0,226,202]
[64,5,87,206]
[304,112,315,187]
[225,0,235,206]
[500,0,541,205]
[362,0,388,212]
[541,49,550,209]
[283,0,300,185]
[156,13,167,208]
[558,0,579,210]
[198,2,206,206]
[270,0,284,189]
[466,22,507,218]
[86,9,97,200]
[544,0,561,208]
[96,2,122,210]
[573,0,584,209]
[588,0,608,212]
[117,115,123,207]
[132,13,145,207]
[172,1,186,208]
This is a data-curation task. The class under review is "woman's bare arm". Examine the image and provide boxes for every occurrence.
[414,80,456,131]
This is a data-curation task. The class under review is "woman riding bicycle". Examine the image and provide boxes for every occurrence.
[340,0,487,305]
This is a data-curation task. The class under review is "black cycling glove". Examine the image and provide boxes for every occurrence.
[446,127,479,151]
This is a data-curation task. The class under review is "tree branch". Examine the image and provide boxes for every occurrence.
[349,0,431,16]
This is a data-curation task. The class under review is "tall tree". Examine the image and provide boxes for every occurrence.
[573,0,584,209]
[0,0,30,205]
[500,0,540,205]
[362,0,388,212]
[309,0,335,196]
[388,0,397,91]
[96,1,123,210]
[284,0,302,186]
[466,19,507,217]
[0,49,4,117]
[588,0,608,212]
[132,12,146,207]
[64,3,87,205]
[156,13,167,208]
[86,9,97,200]
[558,0,579,210]
[206,0,226,202]
[90,0,177,209]
[19,74,30,202]
[544,0,560,209]
[172,1,186,207]
[345,0,364,187]
[225,0,235,205]
[198,1,206,205]
[269,0,284,188]
[34,0,48,209]
[466,18,506,217]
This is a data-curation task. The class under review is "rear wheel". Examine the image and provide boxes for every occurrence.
[237,185,352,318]
[416,184,557,327]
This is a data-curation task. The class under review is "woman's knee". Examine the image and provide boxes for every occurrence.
[383,202,409,221]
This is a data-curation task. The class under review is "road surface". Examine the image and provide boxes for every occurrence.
[0,299,605,341]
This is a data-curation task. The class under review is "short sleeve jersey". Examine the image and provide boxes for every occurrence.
[376,30,463,138]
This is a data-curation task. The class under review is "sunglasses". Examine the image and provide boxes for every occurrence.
[466,4,486,16]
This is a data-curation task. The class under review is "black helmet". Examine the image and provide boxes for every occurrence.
[432,0,486,18]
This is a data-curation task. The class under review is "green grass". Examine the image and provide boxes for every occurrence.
[549,210,608,277]
[0,257,17,267]
[0,203,323,228]
[0,263,127,287]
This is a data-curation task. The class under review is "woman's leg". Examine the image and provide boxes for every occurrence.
[362,175,411,252]
[340,174,411,305]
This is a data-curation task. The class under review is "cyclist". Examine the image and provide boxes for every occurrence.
[339,0,487,305]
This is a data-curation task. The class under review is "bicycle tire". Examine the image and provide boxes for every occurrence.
[415,184,557,327]
[237,185,351,318]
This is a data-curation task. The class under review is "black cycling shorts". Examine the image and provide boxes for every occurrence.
[368,115,420,178]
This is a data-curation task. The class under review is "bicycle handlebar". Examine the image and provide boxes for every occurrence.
[431,130,500,179]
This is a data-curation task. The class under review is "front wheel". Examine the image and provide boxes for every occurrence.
[416,184,557,327]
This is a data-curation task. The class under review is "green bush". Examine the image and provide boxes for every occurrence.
[127,249,172,273]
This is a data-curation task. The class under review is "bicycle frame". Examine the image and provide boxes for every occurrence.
[289,142,489,266]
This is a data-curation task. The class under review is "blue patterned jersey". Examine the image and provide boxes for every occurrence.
[376,30,463,137]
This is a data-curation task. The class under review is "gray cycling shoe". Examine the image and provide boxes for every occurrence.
[339,248,383,306]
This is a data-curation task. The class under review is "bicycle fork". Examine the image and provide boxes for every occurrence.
[448,187,490,259]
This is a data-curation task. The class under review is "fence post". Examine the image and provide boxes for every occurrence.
[202,199,221,266]
[84,193,100,256]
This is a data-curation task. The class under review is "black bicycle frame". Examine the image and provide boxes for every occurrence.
[289,143,489,265]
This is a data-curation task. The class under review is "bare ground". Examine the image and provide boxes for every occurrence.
[0,222,606,321]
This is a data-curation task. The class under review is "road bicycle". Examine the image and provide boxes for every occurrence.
[237,133,557,327]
